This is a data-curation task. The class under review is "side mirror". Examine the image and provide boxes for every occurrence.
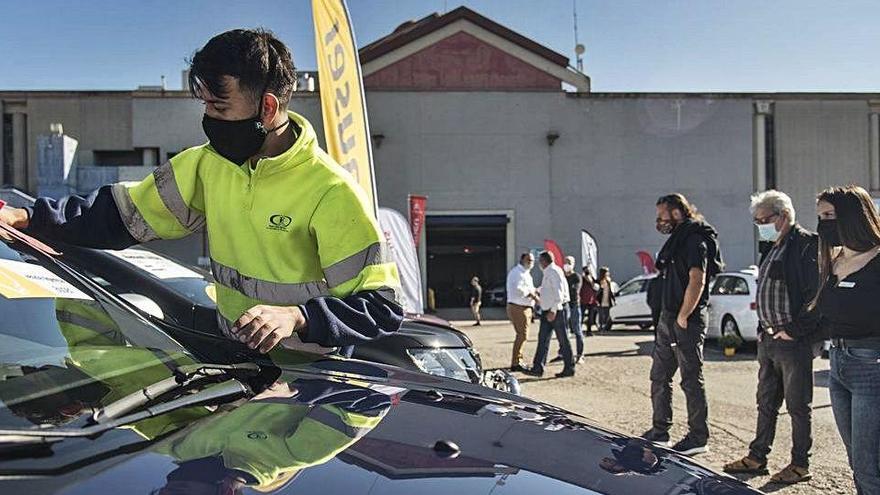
[119,293,165,320]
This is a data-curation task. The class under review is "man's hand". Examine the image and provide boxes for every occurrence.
[546,310,557,322]
[232,305,307,354]
[773,330,794,341]
[0,206,29,229]
[676,314,688,330]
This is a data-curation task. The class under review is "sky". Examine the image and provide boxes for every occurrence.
[1,0,879,93]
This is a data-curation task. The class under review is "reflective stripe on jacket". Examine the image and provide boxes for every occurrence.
[110,111,401,338]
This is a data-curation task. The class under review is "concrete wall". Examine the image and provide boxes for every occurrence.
[776,100,872,230]
[368,92,756,282]
[26,95,132,188]
[14,90,880,282]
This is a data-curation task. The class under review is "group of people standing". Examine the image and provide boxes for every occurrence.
[504,249,617,379]
[502,185,880,492]
[721,185,880,493]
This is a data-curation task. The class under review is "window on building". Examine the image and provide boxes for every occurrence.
[2,114,12,184]
[765,113,776,189]
[93,150,142,167]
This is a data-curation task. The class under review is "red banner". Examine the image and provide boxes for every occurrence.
[408,195,427,248]
[543,239,565,267]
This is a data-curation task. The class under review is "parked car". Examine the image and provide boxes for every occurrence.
[0,233,761,494]
[48,241,520,394]
[608,274,656,330]
[707,268,759,342]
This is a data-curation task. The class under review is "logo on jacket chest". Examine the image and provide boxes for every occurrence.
[267,214,293,232]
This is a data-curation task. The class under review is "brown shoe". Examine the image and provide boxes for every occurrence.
[722,456,768,475]
[769,464,812,484]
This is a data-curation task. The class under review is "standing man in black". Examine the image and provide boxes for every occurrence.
[643,193,723,456]
[723,190,819,485]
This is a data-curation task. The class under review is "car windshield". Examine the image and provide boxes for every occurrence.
[617,279,645,296]
[0,236,195,428]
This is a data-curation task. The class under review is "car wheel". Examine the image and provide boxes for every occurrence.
[721,315,741,339]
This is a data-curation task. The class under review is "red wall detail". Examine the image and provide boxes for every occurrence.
[364,31,561,91]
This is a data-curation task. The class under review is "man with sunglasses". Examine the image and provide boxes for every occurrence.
[723,190,820,485]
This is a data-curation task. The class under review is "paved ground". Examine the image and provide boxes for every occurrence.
[444,308,854,494]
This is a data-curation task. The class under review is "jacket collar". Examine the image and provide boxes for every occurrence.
[248,111,318,176]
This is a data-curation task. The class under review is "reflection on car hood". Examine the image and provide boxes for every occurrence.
[0,351,759,495]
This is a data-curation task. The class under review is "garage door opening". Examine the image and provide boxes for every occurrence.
[426,215,508,308]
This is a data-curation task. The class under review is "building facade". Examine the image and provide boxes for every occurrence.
[2,7,879,306]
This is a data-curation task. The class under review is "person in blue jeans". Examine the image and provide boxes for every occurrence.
[523,251,575,378]
[813,185,880,494]
[552,256,585,365]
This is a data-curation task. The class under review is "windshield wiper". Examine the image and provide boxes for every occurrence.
[0,379,249,441]
[92,361,259,422]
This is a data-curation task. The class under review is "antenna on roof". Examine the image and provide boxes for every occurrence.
[573,0,585,73]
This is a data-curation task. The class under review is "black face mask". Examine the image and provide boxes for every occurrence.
[202,112,268,165]
[201,95,290,165]
[817,218,842,247]
[656,219,676,235]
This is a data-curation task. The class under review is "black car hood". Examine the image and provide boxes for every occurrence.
[393,318,470,348]
[0,355,758,495]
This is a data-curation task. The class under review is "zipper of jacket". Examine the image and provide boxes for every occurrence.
[246,159,261,211]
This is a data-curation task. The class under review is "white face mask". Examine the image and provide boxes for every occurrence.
[757,222,780,242]
[563,263,573,272]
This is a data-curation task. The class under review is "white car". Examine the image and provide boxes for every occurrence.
[609,274,656,330]
[707,268,759,341]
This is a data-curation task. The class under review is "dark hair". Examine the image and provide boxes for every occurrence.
[810,185,880,308]
[188,28,297,106]
[598,266,611,282]
[539,251,554,265]
[656,193,704,221]
[520,252,533,262]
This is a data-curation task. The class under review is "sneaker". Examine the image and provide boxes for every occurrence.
[672,436,709,456]
[549,356,564,363]
[641,429,671,447]
[521,368,544,377]
[555,369,575,378]
[510,364,527,373]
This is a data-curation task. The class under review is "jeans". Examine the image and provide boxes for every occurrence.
[650,310,709,443]
[748,338,815,467]
[598,306,612,331]
[581,304,597,333]
[830,346,880,494]
[567,302,584,357]
[531,306,573,375]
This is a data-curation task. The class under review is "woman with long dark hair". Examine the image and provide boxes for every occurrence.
[812,185,880,494]
[596,267,615,332]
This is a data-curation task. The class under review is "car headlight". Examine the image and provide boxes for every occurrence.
[406,348,479,382]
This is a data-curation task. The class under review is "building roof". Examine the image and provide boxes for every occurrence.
[359,6,570,67]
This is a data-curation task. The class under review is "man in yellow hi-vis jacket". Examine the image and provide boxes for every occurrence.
[154,379,396,494]
[0,29,403,354]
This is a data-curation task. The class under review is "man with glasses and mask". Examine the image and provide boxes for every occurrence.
[723,190,820,485]
[643,193,723,456]
[0,29,403,355]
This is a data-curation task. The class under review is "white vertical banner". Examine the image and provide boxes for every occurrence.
[581,229,598,277]
[378,208,424,314]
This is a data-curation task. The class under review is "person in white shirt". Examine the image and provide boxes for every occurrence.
[506,252,539,372]
[523,251,576,378]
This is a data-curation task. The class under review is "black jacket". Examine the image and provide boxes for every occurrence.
[655,219,724,314]
[758,224,821,342]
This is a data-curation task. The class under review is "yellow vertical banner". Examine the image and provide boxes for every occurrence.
[312,0,377,214]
